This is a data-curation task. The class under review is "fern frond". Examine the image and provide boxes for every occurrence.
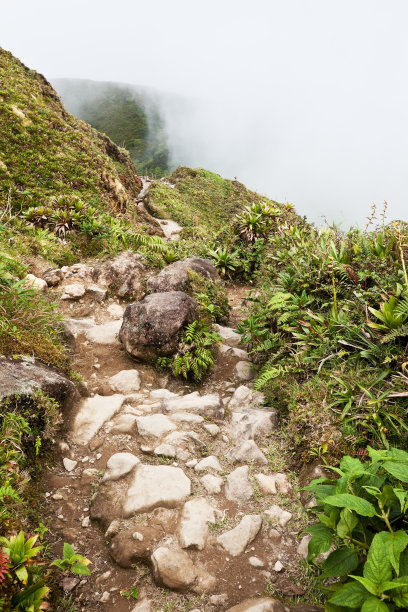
[381,324,408,344]
[395,297,408,318]
[254,364,288,390]
[267,292,292,311]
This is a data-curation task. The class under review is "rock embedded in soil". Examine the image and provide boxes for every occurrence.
[228,409,276,441]
[72,393,125,445]
[0,356,75,403]
[131,600,153,612]
[164,392,223,418]
[264,505,293,528]
[194,455,223,473]
[226,598,289,612]
[151,546,197,590]
[110,525,162,567]
[42,268,62,286]
[85,319,122,344]
[214,324,242,347]
[225,465,253,502]
[200,474,223,494]
[86,283,107,302]
[94,251,146,299]
[179,497,216,550]
[24,273,48,292]
[124,464,191,515]
[203,423,220,436]
[147,257,218,293]
[109,369,141,394]
[63,458,77,472]
[217,514,262,557]
[234,360,254,382]
[230,439,268,464]
[297,535,311,559]
[255,473,291,495]
[136,414,177,439]
[106,303,124,319]
[120,291,198,361]
[101,452,140,482]
[61,282,86,300]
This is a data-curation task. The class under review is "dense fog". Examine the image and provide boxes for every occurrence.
[2,0,408,226]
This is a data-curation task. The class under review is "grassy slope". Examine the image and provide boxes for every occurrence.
[54,79,170,177]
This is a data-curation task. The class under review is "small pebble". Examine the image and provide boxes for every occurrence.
[274,560,284,572]
[82,517,90,528]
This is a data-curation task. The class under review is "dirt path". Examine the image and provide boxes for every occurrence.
[40,266,317,611]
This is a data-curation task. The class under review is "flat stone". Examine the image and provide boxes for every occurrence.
[273,473,291,494]
[255,474,277,495]
[63,317,95,339]
[110,413,138,434]
[136,414,177,439]
[231,347,250,360]
[274,560,284,572]
[264,505,293,528]
[102,453,140,482]
[203,424,220,437]
[86,320,122,344]
[164,393,223,418]
[107,303,124,319]
[228,409,276,441]
[63,458,77,472]
[234,361,254,382]
[194,456,222,473]
[61,576,80,592]
[200,474,223,495]
[72,394,125,445]
[225,466,253,502]
[109,369,141,394]
[86,283,107,302]
[124,464,191,515]
[150,389,179,400]
[171,412,204,424]
[214,325,242,347]
[61,282,85,300]
[230,440,267,465]
[217,515,262,557]
[179,497,215,550]
[154,443,177,458]
[226,598,288,612]
[228,386,265,411]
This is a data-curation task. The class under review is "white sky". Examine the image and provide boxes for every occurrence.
[2,0,408,225]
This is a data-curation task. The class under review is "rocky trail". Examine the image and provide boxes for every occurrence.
[23,189,322,612]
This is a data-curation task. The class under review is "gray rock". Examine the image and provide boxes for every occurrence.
[230,440,268,465]
[147,258,218,293]
[61,282,85,300]
[164,392,223,418]
[109,369,141,394]
[110,413,138,434]
[124,464,191,515]
[214,325,242,347]
[72,394,125,445]
[42,268,62,286]
[264,505,293,528]
[151,546,197,590]
[63,458,77,472]
[110,525,162,567]
[24,273,48,292]
[297,535,311,559]
[86,283,107,302]
[107,303,124,319]
[86,320,122,345]
[234,361,254,382]
[154,443,177,458]
[225,466,253,502]
[94,251,146,299]
[200,474,223,494]
[228,409,276,441]
[179,497,216,550]
[217,515,262,557]
[171,412,204,424]
[136,414,177,439]
[120,291,198,361]
[131,600,153,612]
[203,424,220,437]
[195,456,223,473]
[0,356,75,404]
[225,598,288,612]
[61,576,80,593]
[249,556,264,568]
[102,452,140,482]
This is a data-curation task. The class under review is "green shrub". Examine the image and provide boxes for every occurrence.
[305,447,408,610]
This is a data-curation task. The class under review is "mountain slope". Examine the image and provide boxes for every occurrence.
[53,78,170,177]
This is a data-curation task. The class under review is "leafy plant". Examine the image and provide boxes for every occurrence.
[208,246,240,278]
[172,320,222,380]
[50,543,91,576]
[305,447,408,610]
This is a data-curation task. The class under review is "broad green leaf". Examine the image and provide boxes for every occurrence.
[364,533,393,586]
[323,493,376,517]
[63,542,75,560]
[304,523,334,559]
[351,576,379,596]
[319,508,339,530]
[15,564,28,583]
[328,580,371,607]
[368,531,408,576]
[383,462,408,483]
[393,488,408,512]
[361,597,389,612]
[336,508,358,539]
[321,548,359,578]
[71,562,91,575]
[389,448,408,462]
[380,580,408,592]
[50,559,66,570]
[400,551,408,576]
[390,575,408,607]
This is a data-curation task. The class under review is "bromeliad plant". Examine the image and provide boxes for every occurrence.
[305,447,408,610]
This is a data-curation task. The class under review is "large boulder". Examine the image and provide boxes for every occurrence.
[93,251,146,299]
[119,291,198,361]
[147,258,218,293]
[0,356,75,404]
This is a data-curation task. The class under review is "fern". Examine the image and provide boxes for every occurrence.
[395,297,408,318]
[254,364,288,390]
[381,324,408,344]
[267,292,292,311]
